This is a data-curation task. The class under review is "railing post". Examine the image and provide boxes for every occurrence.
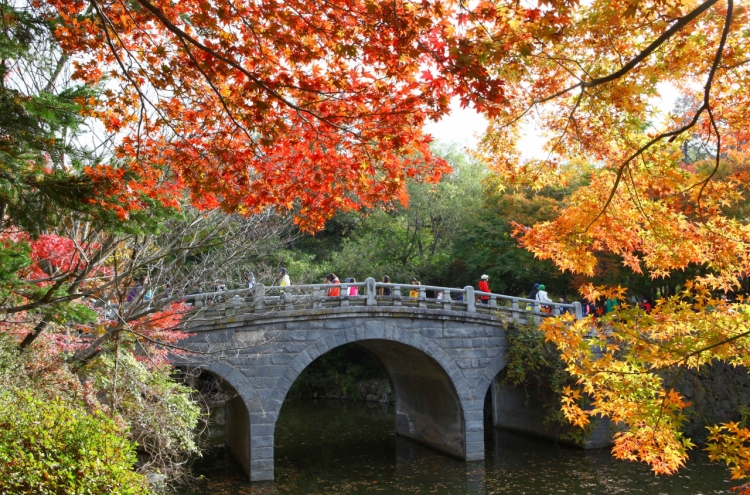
[443,290,452,310]
[340,285,349,307]
[489,294,497,309]
[553,304,560,316]
[283,290,294,311]
[418,287,427,309]
[573,301,583,320]
[366,278,376,306]
[254,283,265,310]
[511,298,519,322]
[532,301,541,324]
[464,286,475,313]
[393,286,402,306]
[313,288,323,309]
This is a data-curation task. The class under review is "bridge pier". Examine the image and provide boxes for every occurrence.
[225,395,251,474]
[248,411,276,481]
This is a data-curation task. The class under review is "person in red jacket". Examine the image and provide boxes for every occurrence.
[478,274,490,304]
[639,297,652,313]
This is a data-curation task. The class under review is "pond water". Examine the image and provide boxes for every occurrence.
[183,400,739,494]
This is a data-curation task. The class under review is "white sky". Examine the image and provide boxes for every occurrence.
[424,82,682,159]
[423,101,488,149]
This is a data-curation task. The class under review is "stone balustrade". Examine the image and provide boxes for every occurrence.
[186,277,582,322]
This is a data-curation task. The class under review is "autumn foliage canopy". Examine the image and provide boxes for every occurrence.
[45,0,491,228]
[468,0,750,489]
[6,0,750,490]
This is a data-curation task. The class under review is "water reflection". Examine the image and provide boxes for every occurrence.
[183,400,737,494]
[486,428,734,494]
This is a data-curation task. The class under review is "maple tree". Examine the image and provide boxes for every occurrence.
[459,0,750,490]
[0,6,290,471]
[38,0,498,229]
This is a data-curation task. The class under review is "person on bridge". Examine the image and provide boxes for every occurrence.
[278,267,290,292]
[246,272,256,302]
[536,284,552,313]
[379,275,392,296]
[559,297,570,314]
[347,278,359,296]
[605,297,619,314]
[326,274,341,297]
[528,283,540,301]
[409,279,420,298]
[478,275,490,304]
[639,297,652,313]
[580,299,596,317]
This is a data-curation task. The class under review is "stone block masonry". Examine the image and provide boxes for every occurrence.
[178,305,594,482]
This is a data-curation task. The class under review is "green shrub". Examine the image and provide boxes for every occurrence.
[88,353,201,483]
[0,388,150,495]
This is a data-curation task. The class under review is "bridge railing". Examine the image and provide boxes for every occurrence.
[186,278,582,321]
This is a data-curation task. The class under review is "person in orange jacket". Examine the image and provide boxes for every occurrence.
[325,273,341,297]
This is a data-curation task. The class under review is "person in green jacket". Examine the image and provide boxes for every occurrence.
[605,297,619,314]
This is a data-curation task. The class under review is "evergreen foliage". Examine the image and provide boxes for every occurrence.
[449,185,575,295]
[0,3,98,234]
[0,3,178,236]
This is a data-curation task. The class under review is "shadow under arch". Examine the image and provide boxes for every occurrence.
[179,361,260,478]
[473,353,510,409]
[259,329,469,479]
[359,339,465,455]
[480,351,556,442]
[480,352,613,451]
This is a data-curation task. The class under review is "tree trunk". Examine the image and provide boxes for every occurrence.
[18,314,51,352]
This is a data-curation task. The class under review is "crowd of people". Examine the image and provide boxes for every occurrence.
[183,268,656,316]
[102,267,663,325]
[527,281,657,316]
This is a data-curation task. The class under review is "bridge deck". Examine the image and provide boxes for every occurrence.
[184,277,582,328]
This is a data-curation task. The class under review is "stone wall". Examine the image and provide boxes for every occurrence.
[490,361,750,447]
[672,362,750,442]
[490,378,613,449]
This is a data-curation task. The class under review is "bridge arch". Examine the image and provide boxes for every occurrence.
[473,352,511,407]
[179,361,262,477]
[245,327,474,481]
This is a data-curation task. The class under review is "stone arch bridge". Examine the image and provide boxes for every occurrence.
[178,278,589,482]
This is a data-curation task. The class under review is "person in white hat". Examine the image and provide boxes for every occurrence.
[478,274,490,304]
